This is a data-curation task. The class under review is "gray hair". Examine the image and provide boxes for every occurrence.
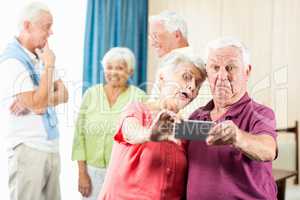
[101,47,136,71]
[149,11,188,39]
[204,36,251,66]
[158,52,206,83]
[18,1,51,31]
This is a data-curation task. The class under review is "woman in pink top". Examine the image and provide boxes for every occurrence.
[98,52,206,200]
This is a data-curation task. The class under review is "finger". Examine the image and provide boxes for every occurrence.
[207,125,234,145]
[78,187,84,196]
[164,110,177,121]
[87,185,92,197]
[9,100,17,110]
[81,187,88,197]
[10,103,17,114]
[20,109,30,115]
[35,48,43,58]
[12,104,23,116]
[206,135,214,145]
[206,125,226,144]
[84,186,91,197]
[220,126,235,142]
[208,123,223,136]
[44,41,49,50]
[160,112,171,121]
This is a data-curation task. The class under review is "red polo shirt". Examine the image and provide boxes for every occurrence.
[98,102,187,200]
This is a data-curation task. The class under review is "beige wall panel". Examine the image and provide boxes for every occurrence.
[220,0,273,106]
[286,0,300,125]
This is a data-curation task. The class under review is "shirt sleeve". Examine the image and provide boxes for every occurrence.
[250,106,277,140]
[133,86,148,103]
[1,58,35,98]
[71,88,93,161]
[114,102,151,145]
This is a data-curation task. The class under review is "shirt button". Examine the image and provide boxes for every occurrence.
[225,116,232,120]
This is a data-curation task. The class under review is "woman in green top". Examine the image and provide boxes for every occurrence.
[72,47,147,200]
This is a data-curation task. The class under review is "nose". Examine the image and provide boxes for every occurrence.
[49,28,53,36]
[217,67,229,80]
[111,68,119,75]
[187,79,196,92]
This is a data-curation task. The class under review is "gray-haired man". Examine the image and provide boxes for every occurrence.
[0,2,68,200]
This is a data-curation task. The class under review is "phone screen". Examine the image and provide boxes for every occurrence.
[174,120,215,140]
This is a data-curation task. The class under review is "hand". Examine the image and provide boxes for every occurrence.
[32,107,47,115]
[149,110,179,143]
[206,120,240,146]
[35,42,55,68]
[78,171,92,197]
[160,98,179,113]
[10,100,30,116]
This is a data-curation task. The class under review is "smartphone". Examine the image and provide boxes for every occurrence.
[174,120,215,140]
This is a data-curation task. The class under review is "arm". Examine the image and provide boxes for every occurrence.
[77,161,91,197]
[233,130,276,161]
[122,110,178,144]
[122,117,151,144]
[206,120,277,161]
[15,43,56,111]
[72,90,92,197]
[48,79,69,106]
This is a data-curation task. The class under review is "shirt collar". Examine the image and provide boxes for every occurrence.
[196,92,251,121]
[15,37,39,65]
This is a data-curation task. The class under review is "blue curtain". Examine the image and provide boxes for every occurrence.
[82,0,148,93]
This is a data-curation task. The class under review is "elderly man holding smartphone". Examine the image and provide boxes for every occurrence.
[186,37,277,200]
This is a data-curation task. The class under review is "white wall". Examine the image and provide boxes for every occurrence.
[0,0,87,199]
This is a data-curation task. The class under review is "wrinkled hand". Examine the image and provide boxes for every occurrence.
[78,171,92,197]
[206,120,240,146]
[149,110,180,143]
[160,98,179,113]
[10,100,30,116]
[32,107,47,115]
[35,42,55,68]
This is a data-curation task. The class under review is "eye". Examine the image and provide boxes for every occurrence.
[106,65,112,70]
[225,65,234,72]
[213,65,220,71]
[117,65,123,70]
[183,72,192,81]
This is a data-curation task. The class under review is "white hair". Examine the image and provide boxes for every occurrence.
[204,36,251,66]
[18,1,51,31]
[101,47,136,71]
[149,11,188,39]
[158,52,206,82]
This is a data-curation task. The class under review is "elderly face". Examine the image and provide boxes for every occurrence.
[104,59,132,87]
[206,46,251,106]
[27,11,53,49]
[160,62,203,110]
[149,21,177,58]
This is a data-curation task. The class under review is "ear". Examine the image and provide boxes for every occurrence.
[245,64,252,79]
[128,68,134,77]
[23,20,31,31]
[174,30,182,40]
